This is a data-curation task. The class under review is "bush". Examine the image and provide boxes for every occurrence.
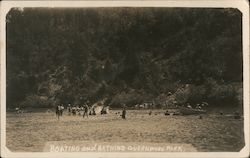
[110,89,153,107]
[174,84,206,105]
[187,85,206,103]
[174,85,190,105]
[172,80,241,107]
[20,94,54,108]
[206,80,239,106]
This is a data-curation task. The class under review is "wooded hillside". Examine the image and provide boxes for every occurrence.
[6,8,243,108]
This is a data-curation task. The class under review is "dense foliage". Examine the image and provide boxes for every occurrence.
[6,8,243,108]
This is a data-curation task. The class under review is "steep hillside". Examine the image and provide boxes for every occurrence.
[6,8,242,108]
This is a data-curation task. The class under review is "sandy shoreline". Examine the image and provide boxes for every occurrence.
[6,110,244,152]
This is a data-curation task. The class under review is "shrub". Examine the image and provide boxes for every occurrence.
[110,89,153,107]
[174,85,190,105]
[172,80,241,107]
[20,94,54,108]
[206,81,239,105]
[187,85,206,104]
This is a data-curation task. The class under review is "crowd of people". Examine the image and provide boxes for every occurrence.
[55,102,117,120]
[54,101,209,120]
[55,103,91,119]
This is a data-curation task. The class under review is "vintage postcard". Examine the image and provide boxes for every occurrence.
[0,0,249,158]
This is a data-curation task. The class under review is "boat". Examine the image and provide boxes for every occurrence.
[179,107,206,115]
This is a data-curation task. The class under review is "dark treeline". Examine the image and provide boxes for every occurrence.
[6,8,243,109]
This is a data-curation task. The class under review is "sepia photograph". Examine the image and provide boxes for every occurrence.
[0,1,249,158]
